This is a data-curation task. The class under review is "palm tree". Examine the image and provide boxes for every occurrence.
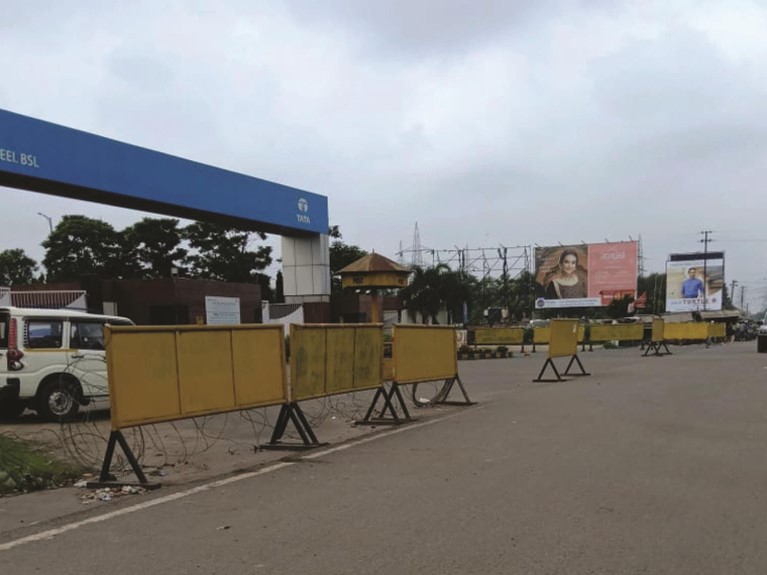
[400,265,475,324]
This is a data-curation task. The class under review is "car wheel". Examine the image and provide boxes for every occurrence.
[37,378,81,422]
[0,399,27,419]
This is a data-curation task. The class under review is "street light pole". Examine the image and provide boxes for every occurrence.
[37,212,53,233]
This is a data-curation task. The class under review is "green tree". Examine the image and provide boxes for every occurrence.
[721,284,737,311]
[42,215,122,282]
[606,295,634,319]
[508,271,535,321]
[637,273,667,314]
[0,249,38,285]
[471,276,502,323]
[400,264,475,324]
[328,226,368,294]
[121,218,187,279]
[401,265,444,324]
[275,270,285,303]
[330,243,368,294]
[256,272,274,301]
[183,222,272,282]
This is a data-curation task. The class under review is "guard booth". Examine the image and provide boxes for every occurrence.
[338,253,411,323]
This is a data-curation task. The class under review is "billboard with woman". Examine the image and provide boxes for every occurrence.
[534,242,638,309]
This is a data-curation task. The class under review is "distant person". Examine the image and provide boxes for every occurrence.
[681,267,704,298]
[544,249,587,299]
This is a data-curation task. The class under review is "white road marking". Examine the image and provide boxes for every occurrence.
[0,406,477,552]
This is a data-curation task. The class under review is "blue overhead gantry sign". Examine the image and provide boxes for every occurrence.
[0,108,328,236]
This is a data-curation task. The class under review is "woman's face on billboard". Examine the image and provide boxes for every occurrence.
[561,254,577,275]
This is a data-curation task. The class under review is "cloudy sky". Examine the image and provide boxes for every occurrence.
[1,0,767,310]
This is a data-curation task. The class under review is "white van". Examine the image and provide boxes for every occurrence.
[0,307,134,421]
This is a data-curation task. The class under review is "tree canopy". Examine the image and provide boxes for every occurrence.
[37,215,273,285]
[0,249,38,285]
[328,226,368,294]
[183,222,272,282]
[121,218,188,279]
[42,215,122,282]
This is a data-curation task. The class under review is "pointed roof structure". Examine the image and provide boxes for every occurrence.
[338,253,410,274]
[338,253,411,289]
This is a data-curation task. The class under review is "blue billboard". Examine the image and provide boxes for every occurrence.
[0,108,328,236]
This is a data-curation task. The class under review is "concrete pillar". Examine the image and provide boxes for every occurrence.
[281,235,330,303]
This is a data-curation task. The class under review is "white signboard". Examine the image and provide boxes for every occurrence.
[205,296,241,325]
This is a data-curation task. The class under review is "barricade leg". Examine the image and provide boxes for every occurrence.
[435,375,475,406]
[564,354,590,377]
[533,358,563,382]
[642,341,672,357]
[357,382,414,425]
[264,403,325,450]
[87,430,160,489]
[390,383,412,420]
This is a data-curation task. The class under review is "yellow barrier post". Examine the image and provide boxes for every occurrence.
[533,319,590,382]
[643,318,671,357]
[358,325,472,425]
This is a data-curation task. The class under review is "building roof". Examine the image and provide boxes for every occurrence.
[338,253,411,274]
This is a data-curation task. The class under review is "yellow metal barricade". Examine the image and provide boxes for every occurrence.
[533,326,550,345]
[290,324,384,401]
[663,322,709,342]
[643,318,671,356]
[589,324,644,343]
[708,323,726,339]
[359,325,472,425]
[106,324,287,430]
[474,327,525,346]
[393,325,457,384]
[101,324,288,487]
[533,319,589,382]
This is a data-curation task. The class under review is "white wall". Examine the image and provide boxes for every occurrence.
[281,234,330,303]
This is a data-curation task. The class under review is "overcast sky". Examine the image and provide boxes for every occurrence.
[2,1,767,311]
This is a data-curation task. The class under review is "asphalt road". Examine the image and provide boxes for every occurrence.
[2,342,767,574]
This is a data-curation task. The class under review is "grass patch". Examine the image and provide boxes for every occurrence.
[0,434,84,495]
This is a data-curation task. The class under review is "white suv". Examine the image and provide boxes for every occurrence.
[0,307,134,421]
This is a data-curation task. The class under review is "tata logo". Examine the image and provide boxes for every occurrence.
[296,198,311,223]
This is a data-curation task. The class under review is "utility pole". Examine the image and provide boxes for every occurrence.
[699,230,713,311]
[741,285,746,310]
[730,279,738,308]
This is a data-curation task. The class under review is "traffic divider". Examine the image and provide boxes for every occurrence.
[708,323,726,339]
[268,324,385,450]
[289,324,383,401]
[643,318,671,356]
[533,319,590,382]
[663,322,708,342]
[98,324,288,486]
[472,327,528,353]
[584,323,644,351]
[531,324,585,352]
[359,324,472,424]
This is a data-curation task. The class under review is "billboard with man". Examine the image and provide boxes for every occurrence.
[534,241,638,309]
[665,252,725,312]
